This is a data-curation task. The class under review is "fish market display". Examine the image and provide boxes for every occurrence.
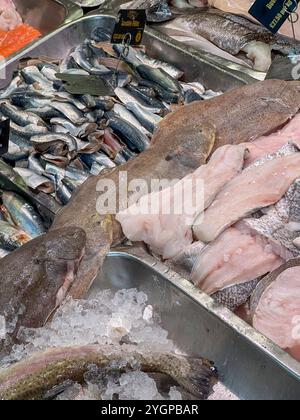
[0,288,218,400]
[0,0,21,31]
[154,6,300,72]
[251,260,300,362]
[0,26,220,208]
[53,80,300,301]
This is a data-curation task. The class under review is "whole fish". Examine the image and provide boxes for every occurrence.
[114,87,163,114]
[136,64,182,93]
[0,345,217,400]
[136,50,184,79]
[55,177,72,206]
[1,191,45,238]
[0,227,86,353]
[0,220,31,251]
[113,103,151,136]
[126,102,162,134]
[21,66,54,91]
[0,102,45,127]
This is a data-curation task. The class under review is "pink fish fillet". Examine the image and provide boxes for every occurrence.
[244,114,300,167]
[253,267,300,361]
[191,227,283,294]
[193,153,300,243]
[116,144,247,259]
[208,0,300,40]
[0,0,22,31]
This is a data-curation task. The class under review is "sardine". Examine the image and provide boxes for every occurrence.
[0,345,217,400]
[113,103,151,136]
[1,191,45,238]
[0,220,31,251]
[13,168,54,194]
[31,134,78,153]
[0,102,45,127]
[115,87,163,114]
[136,64,182,94]
[136,50,184,79]
[51,102,86,125]
[126,102,162,134]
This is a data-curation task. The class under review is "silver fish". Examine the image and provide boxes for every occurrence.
[113,103,151,136]
[136,50,183,79]
[51,101,86,125]
[126,101,162,134]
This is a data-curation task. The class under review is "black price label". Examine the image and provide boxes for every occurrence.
[111,9,147,46]
[0,119,10,156]
[249,0,299,34]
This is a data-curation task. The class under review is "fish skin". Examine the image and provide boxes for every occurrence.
[155,80,300,151]
[31,134,77,153]
[0,220,31,251]
[166,8,274,55]
[137,64,182,94]
[0,101,45,127]
[126,102,162,134]
[52,80,300,299]
[1,191,45,238]
[193,153,300,243]
[136,50,184,79]
[212,278,261,311]
[0,345,217,401]
[0,227,86,353]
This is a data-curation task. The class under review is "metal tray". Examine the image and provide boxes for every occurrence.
[13,0,83,34]
[0,14,257,91]
[88,249,300,400]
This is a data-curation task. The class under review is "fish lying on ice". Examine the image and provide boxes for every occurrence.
[191,227,283,310]
[193,153,300,243]
[250,259,300,361]
[0,227,86,354]
[0,344,217,400]
[116,144,248,259]
[52,80,300,299]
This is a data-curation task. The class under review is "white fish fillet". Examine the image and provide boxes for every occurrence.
[192,227,283,294]
[253,267,300,361]
[208,0,300,40]
[193,153,300,243]
[117,144,247,259]
[244,114,300,167]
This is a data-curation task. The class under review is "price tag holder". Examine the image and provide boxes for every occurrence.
[0,119,10,156]
[249,0,299,33]
[111,9,147,46]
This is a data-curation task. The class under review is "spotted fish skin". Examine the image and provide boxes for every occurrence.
[212,278,261,311]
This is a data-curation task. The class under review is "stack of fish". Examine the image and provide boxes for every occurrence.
[0,26,218,207]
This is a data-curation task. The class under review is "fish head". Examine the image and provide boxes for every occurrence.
[0,227,86,349]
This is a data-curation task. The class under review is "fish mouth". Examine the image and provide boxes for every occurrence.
[55,246,86,306]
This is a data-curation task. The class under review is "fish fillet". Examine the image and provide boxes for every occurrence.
[244,114,300,167]
[116,144,247,259]
[191,227,283,295]
[0,0,22,31]
[252,266,300,361]
[193,153,300,243]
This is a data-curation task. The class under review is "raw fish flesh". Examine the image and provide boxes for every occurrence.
[116,144,248,259]
[193,153,300,243]
[251,259,300,361]
[0,24,41,58]
[0,0,22,31]
[191,227,283,297]
[243,114,300,167]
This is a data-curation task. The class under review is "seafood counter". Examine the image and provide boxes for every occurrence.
[0,14,299,401]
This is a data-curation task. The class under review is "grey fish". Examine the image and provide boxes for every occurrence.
[0,102,45,127]
[55,177,72,206]
[0,344,217,400]
[136,64,182,94]
[26,106,62,120]
[81,152,116,169]
[14,168,54,194]
[125,84,166,110]
[2,191,45,238]
[126,102,162,134]
[31,134,77,153]
[0,227,86,354]
[106,113,149,152]
[51,101,86,125]
[90,162,106,176]
[114,87,163,114]
[212,278,261,311]
[53,92,87,111]
[50,118,97,139]
[10,121,49,139]
[0,76,22,99]
[136,50,183,79]
[70,46,110,75]
[0,220,31,251]
[113,103,151,136]
[21,66,54,91]
[11,94,50,109]
[40,154,69,168]
[62,177,81,193]
[28,153,47,176]
[139,79,182,104]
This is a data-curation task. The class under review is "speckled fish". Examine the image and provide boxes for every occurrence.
[0,227,86,353]
[251,259,300,361]
[0,345,217,400]
[1,191,45,238]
